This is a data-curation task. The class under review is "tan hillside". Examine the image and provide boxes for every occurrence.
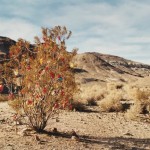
[72,52,150,103]
[73,52,150,84]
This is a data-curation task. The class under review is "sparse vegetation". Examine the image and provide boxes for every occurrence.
[96,81,150,119]
[107,82,124,91]
[74,76,150,121]
[76,82,107,103]
[100,89,123,112]
[125,86,150,120]
[125,102,142,120]
[0,35,150,149]
[4,26,78,132]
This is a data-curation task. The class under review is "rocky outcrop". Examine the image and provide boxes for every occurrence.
[0,36,16,55]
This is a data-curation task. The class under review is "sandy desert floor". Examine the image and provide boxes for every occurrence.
[0,101,150,150]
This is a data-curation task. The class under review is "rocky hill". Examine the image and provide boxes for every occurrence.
[0,36,16,61]
[0,36,16,54]
[0,36,150,83]
[72,52,150,84]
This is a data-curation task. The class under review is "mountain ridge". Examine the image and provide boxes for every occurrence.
[0,36,16,54]
[0,36,150,82]
[72,52,150,85]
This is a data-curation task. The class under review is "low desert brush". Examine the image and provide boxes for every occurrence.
[125,87,150,120]
[125,102,142,120]
[107,82,124,91]
[129,87,150,111]
[3,26,78,132]
[100,90,123,112]
[78,83,107,102]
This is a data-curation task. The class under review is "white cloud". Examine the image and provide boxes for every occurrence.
[123,36,150,44]
[0,18,40,42]
[0,0,150,64]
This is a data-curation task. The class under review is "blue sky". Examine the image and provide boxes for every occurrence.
[0,0,150,64]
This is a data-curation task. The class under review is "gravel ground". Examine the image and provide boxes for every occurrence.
[0,102,150,150]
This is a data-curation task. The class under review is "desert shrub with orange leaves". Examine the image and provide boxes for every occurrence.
[4,26,78,132]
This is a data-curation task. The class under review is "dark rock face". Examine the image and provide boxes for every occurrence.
[0,36,16,55]
[0,37,16,93]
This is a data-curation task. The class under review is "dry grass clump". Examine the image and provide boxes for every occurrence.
[98,82,126,112]
[75,79,150,118]
[75,81,125,112]
[0,94,8,102]
[125,87,150,120]
[99,90,123,112]
[107,82,124,91]
[75,82,107,103]
[125,102,142,120]
[133,88,150,102]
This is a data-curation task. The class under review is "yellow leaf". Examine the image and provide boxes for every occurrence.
[40,58,43,64]
[69,63,74,68]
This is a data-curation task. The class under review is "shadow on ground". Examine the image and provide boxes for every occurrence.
[42,130,150,150]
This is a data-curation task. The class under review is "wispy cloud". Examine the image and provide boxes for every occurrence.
[0,0,150,64]
[0,18,40,42]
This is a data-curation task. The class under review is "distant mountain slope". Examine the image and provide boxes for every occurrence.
[72,52,150,84]
[0,36,149,83]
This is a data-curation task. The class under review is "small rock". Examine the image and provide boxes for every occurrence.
[52,127,58,133]
[34,135,40,141]
[71,130,79,137]
[124,132,133,136]
[71,130,80,141]
[52,135,56,139]
[0,119,5,123]
[17,131,28,136]
[55,118,59,122]
[17,127,32,136]
[71,135,79,141]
